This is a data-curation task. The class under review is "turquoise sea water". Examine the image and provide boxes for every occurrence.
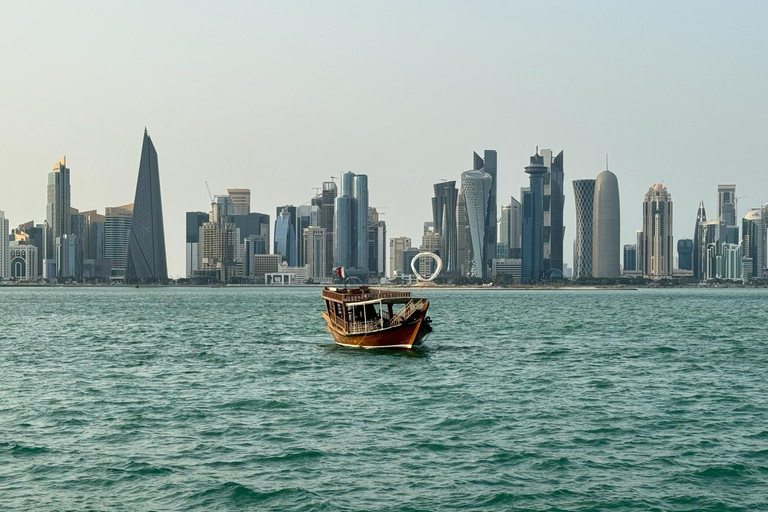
[1,287,767,511]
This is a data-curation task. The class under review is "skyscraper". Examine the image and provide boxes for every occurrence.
[623,244,637,272]
[693,201,707,280]
[333,172,369,275]
[642,184,674,279]
[303,226,327,281]
[539,149,565,274]
[522,150,547,283]
[461,169,493,279]
[367,207,386,277]
[125,129,168,281]
[389,237,411,278]
[592,169,621,278]
[677,239,694,271]
[227,188,251,216]
[473,150,497,278]
[46,156,71,261]
[718,184,738,244]
[186,211,209,278]
[274,207,297,266]
[741,208,765,281]
[432,181,458,272]
[509,196,522,259]
[105,205,133,279]
[572,179,596,278]
[498,204,511,258]
[0,211,9,279]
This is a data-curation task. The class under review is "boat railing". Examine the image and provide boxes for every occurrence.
[323,289,412,303]
[389,298,425,327]
[347,319,383,334]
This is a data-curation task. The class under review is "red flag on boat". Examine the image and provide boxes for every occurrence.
[336,267,346,278]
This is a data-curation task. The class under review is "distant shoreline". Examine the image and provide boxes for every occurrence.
[1,282,764,290]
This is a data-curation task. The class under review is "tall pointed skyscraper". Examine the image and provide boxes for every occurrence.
[693,200,706,280]
[125,129,168,281]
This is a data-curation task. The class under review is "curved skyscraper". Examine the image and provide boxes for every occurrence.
[460,170,492,278]
[592,170,620,278]
[126,129,167,281]
[572,179,596,278]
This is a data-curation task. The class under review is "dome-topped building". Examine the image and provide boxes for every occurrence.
[592,169,621,278]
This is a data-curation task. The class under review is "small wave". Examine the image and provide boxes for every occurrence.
[695,463,748,479]
[655,346,679,353]
[260,449,326,463]
[0,442,51,456]
[221,398,292,410]
[190,482,316,506]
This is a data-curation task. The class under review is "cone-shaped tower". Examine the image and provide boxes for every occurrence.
[126,129,168,281]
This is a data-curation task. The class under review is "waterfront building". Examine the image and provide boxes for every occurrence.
[498,204,510,259]
[0,211,8,279]
[623,244,637,272]
[274,207,297,267]
[699,220,724,280]
[592,169,621,278]
[333,172,369,274]
[456,183,471,277]
[303,226,327,282]
[56,234,79,279]
[693,201,707,280]
[105,205,133,280]
[509,197,522,259]
[419,223,443,278]
[539,149,565,274]
[83,259,111,281]
[126,129,168,281]
[521,150,547,283]
[572,179,596,278]
[200,218,241,282]
[491,258,522,281]
[473,150,497,277]
[636,230,645,275]
[741,208,766,281]
[185,211,209,278]
[402,247,420,276]
[432,181,458,272]
[642,184,674,279]
[677,239,693,271]
[461,169,493,279]
[13,223,47,276]
[46,156,71,259]
[9,243,39,280]
[296,204,318,267]
[718,184,739,244]
[252,254,282,281]
[227,188,251,216]
[367,207,386,277]
[81,210,106,261]
[722,243,742,281]
[230,212,269,276]
[389,237,411,278]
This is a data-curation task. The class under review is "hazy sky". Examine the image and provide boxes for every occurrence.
[2,1,767,277]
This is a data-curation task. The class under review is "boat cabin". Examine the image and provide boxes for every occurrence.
[322,286,424,335]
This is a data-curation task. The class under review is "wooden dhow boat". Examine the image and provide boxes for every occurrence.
[321,286,432,349]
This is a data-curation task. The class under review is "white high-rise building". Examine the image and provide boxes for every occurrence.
[461,170,493,278]
[389,237,411,278]
[0,211,9,279]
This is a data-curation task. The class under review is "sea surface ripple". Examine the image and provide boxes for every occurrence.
[1,287,767,511]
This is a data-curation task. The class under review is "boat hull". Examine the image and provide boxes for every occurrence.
[322,306,431,350]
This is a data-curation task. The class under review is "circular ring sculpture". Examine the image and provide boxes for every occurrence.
[411,252,443,282]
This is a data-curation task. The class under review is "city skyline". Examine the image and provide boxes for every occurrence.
[2,3,768,277]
